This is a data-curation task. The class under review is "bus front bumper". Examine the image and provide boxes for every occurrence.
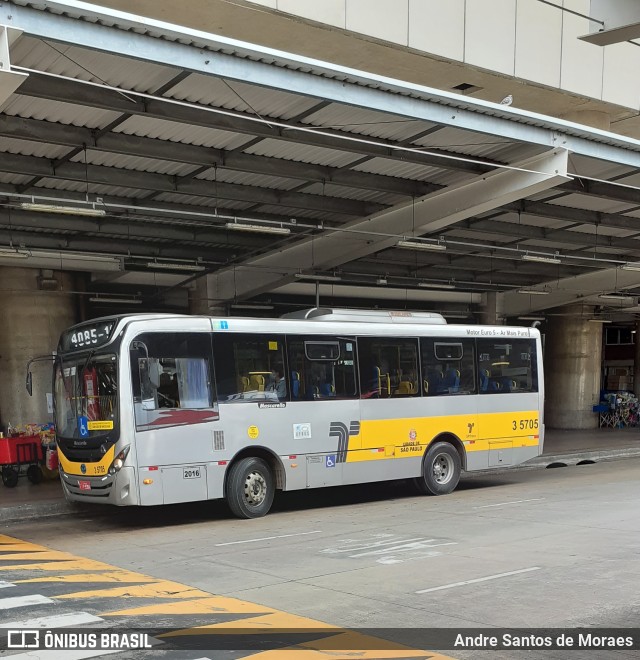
[60,466,138,505]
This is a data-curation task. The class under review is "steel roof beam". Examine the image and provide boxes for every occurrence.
[206,149,570,302]
[16,73,490,175]
[1,152,382,216]
[0,115,437,198]
[7,2,640,168]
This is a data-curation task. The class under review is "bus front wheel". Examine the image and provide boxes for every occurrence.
[414,442,461,496]
[226,457,275,519]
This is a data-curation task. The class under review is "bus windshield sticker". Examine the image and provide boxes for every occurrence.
[293,423,311,440]
[215,321,229,330]
[247,425,259,439]
[268,341,278,350]
[87,420,114,431]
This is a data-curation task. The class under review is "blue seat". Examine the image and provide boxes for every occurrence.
[442,368,460,393]
[291,370,300,399]
[427,369,443,394]
[480,369,489,392]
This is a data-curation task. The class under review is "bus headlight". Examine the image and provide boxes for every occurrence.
[108,446,130,475]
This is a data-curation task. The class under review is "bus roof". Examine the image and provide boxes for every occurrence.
[281,308,447,324]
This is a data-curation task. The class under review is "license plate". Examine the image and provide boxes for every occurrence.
[183,467,201,479]
[78,480,91,491]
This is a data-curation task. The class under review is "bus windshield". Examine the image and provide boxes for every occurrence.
[54,353,118,440]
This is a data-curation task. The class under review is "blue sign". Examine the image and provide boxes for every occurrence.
[78,416,89,438]
[216,320,229,330]
[325,454,336,468]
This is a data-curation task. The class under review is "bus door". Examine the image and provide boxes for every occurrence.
[476,337,540,468]
[130,332,219,505]
[287,336,360,488]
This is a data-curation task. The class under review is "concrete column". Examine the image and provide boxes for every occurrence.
[634,322,640,399]
[0,267,76,429]
[188,278,226,315]
[544,305,602,429]
[480,292,505,325]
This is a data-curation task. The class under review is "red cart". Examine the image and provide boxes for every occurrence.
[0,435,44,487]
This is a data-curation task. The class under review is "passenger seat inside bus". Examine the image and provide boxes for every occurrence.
[249,374,265,391]
[442,368,460,393]
[291,371,300,399]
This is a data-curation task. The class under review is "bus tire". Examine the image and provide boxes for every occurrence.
[414,442,461,496]
[226,457,275,519]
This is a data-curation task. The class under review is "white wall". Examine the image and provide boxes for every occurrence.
[247,0,640,112]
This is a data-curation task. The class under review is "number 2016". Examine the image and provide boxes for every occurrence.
[512,419,538,430]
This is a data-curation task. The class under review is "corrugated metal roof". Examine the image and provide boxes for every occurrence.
[34,178,149,198]
[303,105,433,143]
[153,193,251,210]
[3,95,121,128]
[12,36,176,94]
[76,151,199,177]
[303,182,404,205]
[245,139,359,168]
[195,168,300,190]
[547,196,637,214]
[0,136,69,159]
[114,116,250,150]
[168,74,321,120]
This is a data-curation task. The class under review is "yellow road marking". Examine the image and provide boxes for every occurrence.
[57,580,213,601]
[17,571,157,584]
[0,533,456,660]
[103,596,274,617]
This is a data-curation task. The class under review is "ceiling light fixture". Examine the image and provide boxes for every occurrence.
[620,263,640,272]
[145,261,205,272]
[225,221,291,235]
[517,288,550,295]
[521,253,562,264]
[0,247,30,259]
[89,296,142,305]
[294,273,342,282]
[588,318,612,323]
[230,303,275,310]
[417,281,455,290]
[397,239,446,252]
[518,316,545,321]
[598,293,634,301]
[21,202,106,217]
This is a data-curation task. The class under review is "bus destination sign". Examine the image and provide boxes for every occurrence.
[61,320,116,351]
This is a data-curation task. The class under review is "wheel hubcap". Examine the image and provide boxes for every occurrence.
[432,453,454,485]
[243,470,267,506]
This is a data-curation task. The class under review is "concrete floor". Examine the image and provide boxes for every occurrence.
[0,428,640,521]
[3,456,639,659]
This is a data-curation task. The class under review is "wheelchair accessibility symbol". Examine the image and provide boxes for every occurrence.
[78,415,89,438]
[325,454,336,468]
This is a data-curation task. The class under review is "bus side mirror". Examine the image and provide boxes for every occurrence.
[26,371,32,396]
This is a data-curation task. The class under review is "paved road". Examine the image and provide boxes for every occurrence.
[1,459,639,659]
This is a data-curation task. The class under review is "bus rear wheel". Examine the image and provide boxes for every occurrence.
[414,442,461,496]
[226,457,275,519]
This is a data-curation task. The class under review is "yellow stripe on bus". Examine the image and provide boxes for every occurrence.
[57,445,115,476]
[347,410,539,462]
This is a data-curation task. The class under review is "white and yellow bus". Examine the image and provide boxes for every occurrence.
[47,308,543,518]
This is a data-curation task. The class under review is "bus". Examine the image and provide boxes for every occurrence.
[43,308,544,518]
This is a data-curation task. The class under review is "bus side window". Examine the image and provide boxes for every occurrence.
[421,338,476,396]
[212,333,287,402]
[130,332,217,431]
[477,338,537,394]
[358,337,419,398]
[287,336,357,401]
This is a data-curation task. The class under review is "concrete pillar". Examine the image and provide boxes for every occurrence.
[544,305,602,429]
[0,267,76,429]
[480,292,505,325]
[560,110,611,132]
[188,278,226,315]
[634,322,640,399]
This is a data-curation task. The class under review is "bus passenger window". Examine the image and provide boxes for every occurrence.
[287,337,357,401]
[130,333,217,431]
[358,337,419,398]
[477,338,537,394]
[421,338,476,396]
[212,333,287,402]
